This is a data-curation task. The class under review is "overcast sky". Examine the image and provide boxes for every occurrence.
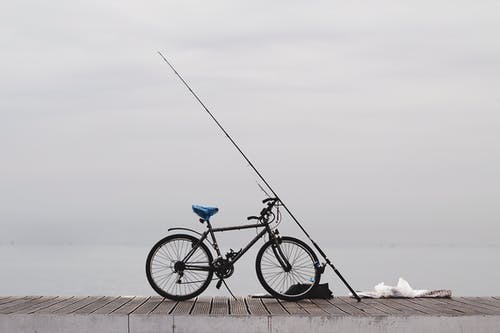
[1,0,499,247]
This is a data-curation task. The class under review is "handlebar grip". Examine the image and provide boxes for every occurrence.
[262,197,278,204]
[247,216,260,221]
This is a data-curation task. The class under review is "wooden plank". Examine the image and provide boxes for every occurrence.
[452,297,500,313]
[467,297,500,310]
[3,296,57,314]
[112,296,149,315]
[426,298,476,315]
[150,298,178,315]
[245,298,269,315]
[360,299,406,316]
[407,298,464,316]
[485,296,500,304]
[438,298,484,315]
[278,300,308,315]
[0,296,41,312]
[0,297,28,309]
[328,298,366,316]
[309,298,347,316]
[35,297,83,314]
[171,299,196,315]
[229,296,249,315]
[387,298,436,316]
[476,297,500,310]
[191,296,211,315]
[6,295,500,318]
[460,297,500,313]
[54,296,104,314]
[0,297,16,305]
[381,298,429,315]
[131,297,163,315]
[441,298,500,315]
[339,298,387,316]
[0,296,48,314]
[380,298,431,315]
[296,299,329,315]
[72,296,118,314]
[261,298,287,315]
[92,296,135,315]
[210,296,229,315]
[479,297,500,307]
[13,296,67,314]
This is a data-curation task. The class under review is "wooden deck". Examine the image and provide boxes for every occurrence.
[1,296,500,332]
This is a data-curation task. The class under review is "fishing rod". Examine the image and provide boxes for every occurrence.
[158,51,361,302]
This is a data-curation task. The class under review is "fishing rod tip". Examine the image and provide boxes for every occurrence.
[157,51,169,63]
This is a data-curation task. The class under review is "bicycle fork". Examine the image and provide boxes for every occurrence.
[271,241,292,272]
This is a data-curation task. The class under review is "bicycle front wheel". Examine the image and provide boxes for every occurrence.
[146,234,213,301]
[256,236,320,301]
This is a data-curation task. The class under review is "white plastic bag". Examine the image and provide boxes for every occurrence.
[357,278,428,298]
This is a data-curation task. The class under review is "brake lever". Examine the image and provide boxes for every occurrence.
[262,197,278,204]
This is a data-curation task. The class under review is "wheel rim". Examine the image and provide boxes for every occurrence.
[149,237,211,298]
[259,240,317,297]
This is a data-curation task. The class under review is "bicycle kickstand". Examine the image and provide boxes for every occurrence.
[216,279,237,300]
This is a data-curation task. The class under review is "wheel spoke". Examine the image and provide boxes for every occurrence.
[147,236,213,300]
[258,239,317,298]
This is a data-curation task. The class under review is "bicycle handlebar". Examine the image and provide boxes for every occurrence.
[247,198,279,223]
[262,197,279,204]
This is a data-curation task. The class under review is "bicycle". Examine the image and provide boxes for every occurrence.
[145,198,324,301]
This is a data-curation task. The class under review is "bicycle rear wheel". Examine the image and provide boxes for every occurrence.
[256,236,320,301]
[146,234,213,300]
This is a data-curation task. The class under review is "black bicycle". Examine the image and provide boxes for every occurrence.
[145,198,323,301]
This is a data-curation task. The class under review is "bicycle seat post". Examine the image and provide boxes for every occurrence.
[203,219,221,257]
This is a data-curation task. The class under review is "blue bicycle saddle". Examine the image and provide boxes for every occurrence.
[192,205,219,221]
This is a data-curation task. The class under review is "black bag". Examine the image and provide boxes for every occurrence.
[285,283,333,299]
[252,283,333,299]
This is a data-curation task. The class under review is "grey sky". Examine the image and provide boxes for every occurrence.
[1,0,499,247]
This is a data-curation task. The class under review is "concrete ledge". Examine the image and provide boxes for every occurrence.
[0,313,128,333]
[2,313,500,333]
[129,314,172,333]
[269,315,500,333]
[171,315,269,333]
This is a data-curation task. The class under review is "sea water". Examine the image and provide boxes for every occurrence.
[1,244,499,297]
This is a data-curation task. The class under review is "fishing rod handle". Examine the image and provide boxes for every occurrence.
[328,262,362,302]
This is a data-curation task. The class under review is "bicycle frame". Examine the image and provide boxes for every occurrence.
[180,219,279,271]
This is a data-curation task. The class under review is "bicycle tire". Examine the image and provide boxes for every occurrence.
[255,236,320,301]
[146,234,213,301]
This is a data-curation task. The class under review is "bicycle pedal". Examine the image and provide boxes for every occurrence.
[216,279,223,289]
[225,248,242,260]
